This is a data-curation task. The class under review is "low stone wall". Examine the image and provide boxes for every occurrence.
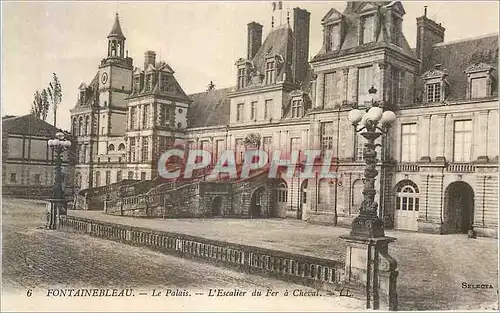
[59,215,346,292]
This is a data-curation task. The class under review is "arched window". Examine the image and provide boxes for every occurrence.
[72,118,77,135]
[118,143,126,151]
[395,180,419,212]
[108,144,115,152]
[78,117,83,136]
[277,182,288,203]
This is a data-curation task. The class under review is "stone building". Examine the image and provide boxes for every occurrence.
[70,2,498,237]
[2,114,73,199]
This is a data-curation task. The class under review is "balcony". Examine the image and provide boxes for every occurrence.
[394,163,420,172]
[446,163,476,173]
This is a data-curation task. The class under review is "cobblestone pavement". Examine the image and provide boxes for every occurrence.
[2,199,364,312]
[70,208,499,311]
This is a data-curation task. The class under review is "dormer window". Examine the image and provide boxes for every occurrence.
[145,74,152,92]
[465,62,495,99]
[265,60,276,84]
[133,76,141,93]
[237,68,246,89]
[161,73,170,92]
[426,83,441,103]
[291,99,303,118]
[421,67,449,104]
[327,23,340,51]
[359,14,375,44]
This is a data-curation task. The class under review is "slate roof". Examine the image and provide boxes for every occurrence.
[312,1,416,62]
[250,26,294,83]
[108,13,125,39]
[425,34,499,100]
[2,114,63,137]
[187,87,232,128]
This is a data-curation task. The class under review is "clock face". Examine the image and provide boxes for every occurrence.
[101,72,108,84]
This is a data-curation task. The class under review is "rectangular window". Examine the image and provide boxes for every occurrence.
[34,174,41,185]
[264,99,272,119]
[321,122,334,151]
[10,173,16,183]
[401,123,418,162]
[328,24,340,51]
[142,105,149,129]
[324,72,341,107]
[159,104,172,127]
[426,83,441,103]
[291,99,303,118]
[250,101,257,120]
[141,137,149,162]
[130,107,137,130]
[470,77,487,99]
[391,68,401,105]
[453,120,472,162]
[263,137,272,153]
[360,15,375,44]
[127,171,134,180]
[355,135,365,161]
[129,137,136,162]
[265,60,276,84]
[235,139,244,163]
[95,171,100,187]
[145,75,152,92]
[116,171,122,182]
[358,66,374,105]
[105,171,111,185]
[236,103,244,121]
[133,76,140,92]
[290,137,301,160]
[140,172,146,180]
[215,140,225,161]
[237,68,246,89]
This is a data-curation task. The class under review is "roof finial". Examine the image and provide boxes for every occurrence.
[286,10,290,25]
[424,6,427,17]
[271,16,274,28]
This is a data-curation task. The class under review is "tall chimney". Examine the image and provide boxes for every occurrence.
[292,7,310,84]
[416,14,445,74]
[247,22,263,60]
[144,50,156,69]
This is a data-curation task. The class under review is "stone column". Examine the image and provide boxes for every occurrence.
[127,107,132,130]
[443,113,453,162]
[350,67,359,104]
[377,63,387,105]
[315,73,325,109]
[435,114,446,162]
[419,115,431,162]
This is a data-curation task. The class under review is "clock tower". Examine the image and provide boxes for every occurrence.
[97,13,134,136]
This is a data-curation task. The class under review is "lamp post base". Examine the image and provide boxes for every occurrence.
[350,215,386,238]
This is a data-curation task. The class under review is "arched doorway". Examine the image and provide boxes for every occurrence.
[211,196,223,217]
[394,180,420,231]
[444,181,475,234]
[250,186,266,218]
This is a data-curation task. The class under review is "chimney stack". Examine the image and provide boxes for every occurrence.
[247,22,263,60]
[416,13,445,74]
[144,50,156,69]
[292,7,310,84]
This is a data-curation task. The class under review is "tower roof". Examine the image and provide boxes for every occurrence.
[108,13,125,39]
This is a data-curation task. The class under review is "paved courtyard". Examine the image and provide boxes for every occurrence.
[69,208,499,311]
[2,198,364,312]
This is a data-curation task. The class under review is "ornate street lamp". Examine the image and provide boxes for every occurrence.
[47,131,72,229]
[347,86,397,237]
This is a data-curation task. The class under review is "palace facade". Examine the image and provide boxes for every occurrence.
[70,2,498,237]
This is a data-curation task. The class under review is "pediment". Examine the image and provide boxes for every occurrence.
[357,2,380,13]
[384,1,405,16]
[78,82,87,90]
[158,62,175,74]
[290,89,304,97]
[421,69,447,80]
[133,67,143,75]
[145,63,156,72]
[321,8,344,24]
[465,62,494,74]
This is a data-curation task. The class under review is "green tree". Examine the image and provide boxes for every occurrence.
[47,73,62,127]
[41,89,50,121]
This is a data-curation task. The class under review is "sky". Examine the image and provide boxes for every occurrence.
[2,1,499,131]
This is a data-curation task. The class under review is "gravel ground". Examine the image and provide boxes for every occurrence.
[2,198,364,312]
[69,208,499,311]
